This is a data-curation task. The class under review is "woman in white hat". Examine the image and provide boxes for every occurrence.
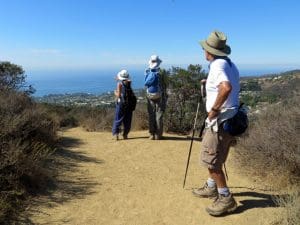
[112,69,134,140]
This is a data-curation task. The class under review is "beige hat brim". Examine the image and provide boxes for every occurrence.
[200,40,231,56]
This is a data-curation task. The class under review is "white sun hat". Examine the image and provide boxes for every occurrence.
[117,69,130,81]
[148,55,162,69]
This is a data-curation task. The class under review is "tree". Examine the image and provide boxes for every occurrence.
[165,64,207,133]
[0,61,35,94]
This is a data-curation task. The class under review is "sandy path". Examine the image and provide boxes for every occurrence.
[30,127,282,225]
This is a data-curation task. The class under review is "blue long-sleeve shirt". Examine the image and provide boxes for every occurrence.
[144,68,160,93]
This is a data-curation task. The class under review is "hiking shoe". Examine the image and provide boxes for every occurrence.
[206,193,237,216]
[156,135,163,140]
[149,135,156,140]
[192,183,218,198]
[123,134,128,140]
[113,134,119,141]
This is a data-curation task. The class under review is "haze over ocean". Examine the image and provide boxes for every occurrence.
[28,67,293,97]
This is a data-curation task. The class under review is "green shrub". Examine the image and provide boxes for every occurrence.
[240,79,262,91]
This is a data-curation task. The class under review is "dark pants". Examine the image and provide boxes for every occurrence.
[112,103,133,136]
[147,97,165,138]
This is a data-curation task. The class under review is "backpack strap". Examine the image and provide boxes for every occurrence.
[120,80,132,101]
[120,81,125,97]
[120,81,129,103]
[239,102,244,109]
[121,80,131,88]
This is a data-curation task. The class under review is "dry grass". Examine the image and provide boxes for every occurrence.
[235,96,299,225]
[41,103,150,133]
[236,98,300,188]
[80,104,149,132]
[79,107,115,132]
[0,90,58,223]
[131,104,149,130]
[271,188,300,225]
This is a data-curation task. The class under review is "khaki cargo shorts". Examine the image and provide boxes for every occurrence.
[200,126,235,170]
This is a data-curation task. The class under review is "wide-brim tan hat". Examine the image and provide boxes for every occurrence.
[200,30,231,56]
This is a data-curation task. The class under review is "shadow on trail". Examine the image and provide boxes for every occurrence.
[22,135,103,224]
[125,136,149,140]
[163,136,190,141]
[57,136,83,148]
[231,191,285,215]
[122,135,189,141]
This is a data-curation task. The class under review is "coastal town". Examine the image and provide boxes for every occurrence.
[34,71,299,110]
[34,89,146,107]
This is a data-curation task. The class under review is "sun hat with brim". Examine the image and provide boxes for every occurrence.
[117,69,130,81]
[200,30,231,56]
[148,55,162,69]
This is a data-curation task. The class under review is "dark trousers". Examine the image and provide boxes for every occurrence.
[112,103,133,136]
[147,98,165,138]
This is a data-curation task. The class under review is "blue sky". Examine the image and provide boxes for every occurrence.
[0,0,299,73]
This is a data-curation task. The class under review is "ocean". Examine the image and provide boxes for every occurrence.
[27,70,146,97]
[27,68,289,97]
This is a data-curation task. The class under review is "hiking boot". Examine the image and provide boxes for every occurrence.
[149,134,156,140]
[123,134,128,140]
[192,183,218,198]
[206,193,237,216]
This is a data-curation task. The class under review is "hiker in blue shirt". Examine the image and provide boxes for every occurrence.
[144,55,167,140]
[112,70,133,141]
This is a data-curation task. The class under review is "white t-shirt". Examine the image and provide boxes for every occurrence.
[205,58,240,112]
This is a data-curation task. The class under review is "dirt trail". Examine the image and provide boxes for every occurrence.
[30,128,282,225]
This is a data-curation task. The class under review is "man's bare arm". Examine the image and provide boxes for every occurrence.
[208,81,232,120]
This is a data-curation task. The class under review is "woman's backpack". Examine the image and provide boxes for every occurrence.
[121,81,137,112]
[222,103,249,136]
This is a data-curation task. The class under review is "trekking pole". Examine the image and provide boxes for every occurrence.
[183,102,200,188]
[199,79,207,139]
[200,79,206,104]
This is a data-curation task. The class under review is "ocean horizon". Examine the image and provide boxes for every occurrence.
[27,68,294,97]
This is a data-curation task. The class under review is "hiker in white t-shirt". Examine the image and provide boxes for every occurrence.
[192,30,240,216]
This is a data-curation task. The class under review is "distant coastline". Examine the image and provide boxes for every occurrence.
[27,68,298,97]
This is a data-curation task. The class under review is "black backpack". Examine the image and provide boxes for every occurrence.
[121,81,137,112]
[222,103,249,136]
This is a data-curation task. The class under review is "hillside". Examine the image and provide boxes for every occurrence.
[35,70,300,110]
[28,128,283,225]
[240,71,300,108]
